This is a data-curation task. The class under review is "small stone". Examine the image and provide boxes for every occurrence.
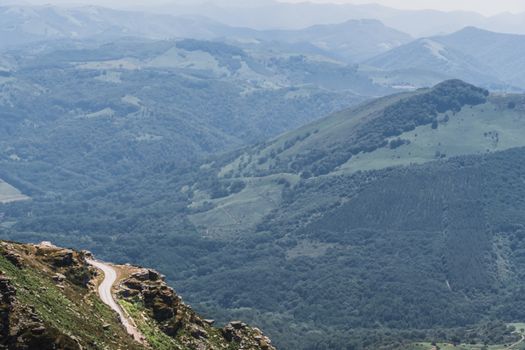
[229,321,245,330]
[31,326,46,335]
[52,273,66,282]
[190,325,208,339]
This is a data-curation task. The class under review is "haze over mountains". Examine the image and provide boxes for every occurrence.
[1,1,525,349]
[366,27,525,90]
[142,0,525,36]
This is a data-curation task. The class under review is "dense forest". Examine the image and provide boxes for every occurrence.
[2,78,525,348]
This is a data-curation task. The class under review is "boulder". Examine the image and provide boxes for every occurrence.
[222,324,242,342]
[189,325,208,339]
[30,326,46,335]
[122,278,143,291]
[229,321,246,330]
[130,269,162,281]
[50,250,74,267]
[52,273,66,283]
[2,251,23,268]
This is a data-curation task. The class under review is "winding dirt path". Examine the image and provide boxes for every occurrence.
[509,334,525,349]
[87,259,146,344]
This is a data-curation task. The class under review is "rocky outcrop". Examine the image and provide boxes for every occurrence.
[119,268,276,350]
[0,241,140,350]
[0,240,276,350]
[0,270,79,349]
[36,244,92,287]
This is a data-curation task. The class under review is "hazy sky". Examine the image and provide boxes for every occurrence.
[17,0,525,16]
[284,0,525,15]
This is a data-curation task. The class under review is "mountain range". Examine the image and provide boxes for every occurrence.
[0,4,413,63]
[366,27,525,90]
[4,79,525,349]
[2,4,524,91]
[2,2,525,349]
[153,0,525,37]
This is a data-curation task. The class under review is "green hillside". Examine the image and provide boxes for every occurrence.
[177,81,525,348]
[0,241,274,349]
[187,81,525,239]
[4,80,525,349]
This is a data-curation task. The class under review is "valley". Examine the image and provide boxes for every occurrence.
[4,80,525,348]
[1,2,525,349]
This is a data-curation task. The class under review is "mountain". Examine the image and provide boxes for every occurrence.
[437,27,525,88]
[0,5,237,50]
[0,240,274,349]
[3,1,524,47]
[156,0,486,36]
[366,27,525,90]
[483,11,525,34]
[154,0,525,37]
[0,4,413,64]
[249,19,412,63]
[6,80,525,348]
[0,37,389,199]
[158,81,525,348]
[365,38,503,88]
[167,80,525,348]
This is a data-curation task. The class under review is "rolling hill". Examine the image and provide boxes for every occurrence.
[6,80,525,349]
[246,19,412,63]
[437,27,525,88]
[157,0,525,37]
[0,4,414,66]
[171,81,525,348]
[0,37,389,198]
[366,27,525,90]
[0,5,235,49]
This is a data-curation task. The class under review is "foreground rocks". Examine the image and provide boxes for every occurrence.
[119,268,276,350]
[0,240,276,350]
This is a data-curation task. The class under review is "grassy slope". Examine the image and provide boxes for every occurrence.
[0,244,142,349]
[336,96,525,173]
[189,88,525,240]
[0,179,29,203]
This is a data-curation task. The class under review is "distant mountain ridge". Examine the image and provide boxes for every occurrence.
[366,27,525,90]
[248,19,412,62]
[0,4,412,63]
[153,0,525,37]
[0,5,230,49]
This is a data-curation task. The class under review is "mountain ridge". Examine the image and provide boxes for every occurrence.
[365,27,525,90]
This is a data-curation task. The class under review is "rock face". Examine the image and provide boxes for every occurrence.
[0,244,81,349]
[119,268,276,350]
[36,244,92,287]
[0,240,276,350]
[0,241,141,349]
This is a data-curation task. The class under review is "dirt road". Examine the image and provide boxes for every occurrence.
[87,259,146,344]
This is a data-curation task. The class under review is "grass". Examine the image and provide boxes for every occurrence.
[120,299,179,350]
[407,342,525,350]
[119,299,244,350]
[0,179,29,203]
[0,249,141,349]
[406,323,525,350]
[336,102,525,174]
[188,175,291,239]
